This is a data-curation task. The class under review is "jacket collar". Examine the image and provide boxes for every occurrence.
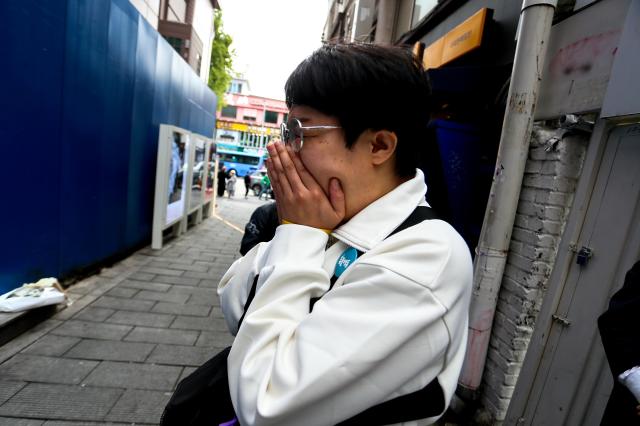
[332,169,429,252]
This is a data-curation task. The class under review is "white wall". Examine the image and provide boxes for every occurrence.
[193,0,215,83]
[129,0,161,29]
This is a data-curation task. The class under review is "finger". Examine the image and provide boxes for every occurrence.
[328,178,346,220]
[266,158,284,201]
[267,142,292,195]
[275,143,306,193]
[289,147,322,191]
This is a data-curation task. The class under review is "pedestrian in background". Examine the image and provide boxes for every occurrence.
[243,173,251,199]
[258,173,271,200]
[217,165,227,197]
[226,170,237,198]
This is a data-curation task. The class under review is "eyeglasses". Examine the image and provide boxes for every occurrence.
[280,118,341,152]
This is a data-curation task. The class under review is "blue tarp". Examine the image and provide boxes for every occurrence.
[0,0,217,293]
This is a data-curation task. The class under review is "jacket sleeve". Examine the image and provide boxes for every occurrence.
[218,241,268,335]
[222,224,464,426]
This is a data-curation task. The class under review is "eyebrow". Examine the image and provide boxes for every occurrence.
[289,115,311,124]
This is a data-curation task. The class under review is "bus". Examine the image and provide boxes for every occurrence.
[217,145,266,177]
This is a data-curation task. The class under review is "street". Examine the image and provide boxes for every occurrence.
[0,185,273,425]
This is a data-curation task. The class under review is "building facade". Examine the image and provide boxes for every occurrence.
[323,0,640,424]
[323,0,439,44]
[214,78,288,176]
[129,0,218,82]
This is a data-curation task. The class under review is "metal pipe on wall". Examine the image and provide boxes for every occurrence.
[375,0,398,43]
[458,0,558,392]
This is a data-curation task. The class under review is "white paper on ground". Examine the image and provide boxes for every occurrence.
[0,278,66,313]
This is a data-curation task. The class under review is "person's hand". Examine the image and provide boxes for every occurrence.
[266,141,345,231]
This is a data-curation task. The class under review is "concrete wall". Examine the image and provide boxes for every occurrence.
[478,126,589,422]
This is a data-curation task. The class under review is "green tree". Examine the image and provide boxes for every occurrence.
[208,9,234,109]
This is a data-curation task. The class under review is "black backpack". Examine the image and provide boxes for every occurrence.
[161,206,445,426]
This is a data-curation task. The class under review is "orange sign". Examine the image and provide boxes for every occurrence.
[216,121,248,131]
[423,8,488,69]
[423,37,444,70]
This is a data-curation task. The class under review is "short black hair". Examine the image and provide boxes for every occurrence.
[285,43,432,178]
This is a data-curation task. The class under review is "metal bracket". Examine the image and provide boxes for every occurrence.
[552,314,571,327]
[522,0,558,11]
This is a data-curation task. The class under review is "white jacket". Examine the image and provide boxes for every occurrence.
[218,169,473,426]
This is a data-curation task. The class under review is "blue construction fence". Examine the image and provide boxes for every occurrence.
[0,0,217,294]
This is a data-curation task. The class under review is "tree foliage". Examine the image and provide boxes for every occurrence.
[208,9,234,109]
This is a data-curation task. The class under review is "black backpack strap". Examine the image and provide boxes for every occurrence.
[336,377,444,425]
[387,206,439,238]
[238,274,259,329]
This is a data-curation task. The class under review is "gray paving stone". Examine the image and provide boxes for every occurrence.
[0,383,122,421]
[151,302,210,317]
[0,320,63,365]
[51,320,132,341]
[150,275,200,286]
[92,296,155,312]
[147,261,209,273]
[83,361,181,391]
[147,344,216,366]
[105,389,171,424]
[105,287,138,298]
[21,335,81,357]
[134,290,189,304]
[0,355,98,385]
[150,255,195,265]
[177,366,197,384]
[170,316,227,331]
[124,327,199,345]
[167,262,210,273]
[120,279,171,292]
[65,339,155,362]
[182,271,215,280]
[0,418,43,425]
[105,311,174,328]
[169,285,213,298]
[73,306,115,323]
[196,331,234,348]
[0,381,26,405]
[99,266,128,278]
[185,293,219,306]
[138,267,183,277]
[52,295,98,322]
[128,272,156,281]
[210,306,225,318]
[198,279,219,288]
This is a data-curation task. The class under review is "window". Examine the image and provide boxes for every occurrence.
[228,82,244,94]
[264,110,279,124]
[219,153,261,166]
[165,36,183,55]
[221,105,237,118]
[411,0,438,28]
[196,54,202,75]
[243,115,256,121]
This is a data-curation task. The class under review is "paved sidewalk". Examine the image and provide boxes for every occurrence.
[0,193,272,425]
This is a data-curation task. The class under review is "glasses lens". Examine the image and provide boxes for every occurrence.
[280,122,289,143]
[289,119,303,152]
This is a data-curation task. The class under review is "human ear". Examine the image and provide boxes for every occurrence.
[370,130,398,166]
